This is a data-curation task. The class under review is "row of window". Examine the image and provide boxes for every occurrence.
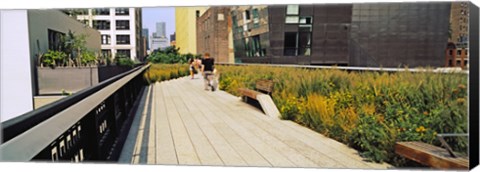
[101,35,130,45]
[101,49,131,58]
[92,20,130,30]
[92,8,130,16]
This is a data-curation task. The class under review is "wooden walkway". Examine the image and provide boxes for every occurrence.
[119,75,392,169]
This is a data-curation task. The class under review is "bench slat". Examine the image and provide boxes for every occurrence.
[238,88,261,99]
[255,80,274,93]
[395,142,468,169]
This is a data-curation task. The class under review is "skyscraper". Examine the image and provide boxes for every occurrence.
[155,22,166,38]
[142,28,150,50]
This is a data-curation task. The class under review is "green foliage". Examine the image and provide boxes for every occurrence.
[39,30,101,67]
[42,50,67,68]
[115,54,135,67]
[216,65,468,166]
[81,50,97,66]
[147,46,192,64]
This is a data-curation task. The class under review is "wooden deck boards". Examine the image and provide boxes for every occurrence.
[123,76,391,169]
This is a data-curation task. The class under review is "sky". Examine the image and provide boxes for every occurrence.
[142,7,175,41]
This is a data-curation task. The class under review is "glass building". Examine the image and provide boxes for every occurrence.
[232,2,454,67]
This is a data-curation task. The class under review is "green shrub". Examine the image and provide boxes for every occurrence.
[42,50,67,68]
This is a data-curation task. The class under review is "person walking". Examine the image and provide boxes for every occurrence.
[201,53,216,91]
[189,58,195,79]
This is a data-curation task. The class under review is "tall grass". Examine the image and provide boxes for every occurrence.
[143,63,190,83]
[217,65,468,166]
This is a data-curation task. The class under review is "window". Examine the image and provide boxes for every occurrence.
[284,32,298,56]
[286,5,299,15]
[101,50,111,59]
[93,8,109,15]
[466,49,468,55]
[285,16,299,24]
[298,32,311,56]
[299,16,312,24]
[116,49,131,58]
[48,29,65,51]
[116,35,130,44]
[232,15,238,27]
[101,35,111,45]
[284,31,311,56]
[457,50,462,55]
[116,20,130,30]
[115,8,129,15]
[244,35,264,57]
[252,9,259,18]
[82,20,89,26]
[218,14,224,21]
[196,10,200,18]
[93,20,110,30]
[245,10,251,20]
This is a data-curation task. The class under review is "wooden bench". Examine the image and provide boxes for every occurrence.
[395,134,469,170]
[238,79,280,118]
[238,79,274,101]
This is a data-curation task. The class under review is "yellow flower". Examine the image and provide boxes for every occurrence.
[458,84,466,90]
[423,111,428,116]
[415,126,426,133]
[456,98,466,105]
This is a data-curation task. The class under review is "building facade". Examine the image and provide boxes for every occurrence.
[142,28,150,50]
[196,7,234,63]
[446,1,469,68]
[175,7,208,54]
[232,3,452,67]
[76,8,143,60]
[155,22,166,37]
[151,22,170,51]
[0,10,101,122]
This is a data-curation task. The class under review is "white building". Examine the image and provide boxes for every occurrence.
[76,8,143,61]
[150,22,170,51]
[150,36,170,51]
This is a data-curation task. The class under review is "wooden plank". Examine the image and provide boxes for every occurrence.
[180,81,294,167]
[161,82,200,165]
[280,120,391,169]
[154,83,178,165]
[238,88,260,99]
[255,79,274,93]
[395,142,468,170]
[182,80,321,168]
[169,89,224,166]
[168,80,247,166]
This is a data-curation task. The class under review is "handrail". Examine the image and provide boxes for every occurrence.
[216,62,469,74]
[1,64,147,143]
[0,64,150,161]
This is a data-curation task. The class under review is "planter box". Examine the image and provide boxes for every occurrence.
[37,66,132,95]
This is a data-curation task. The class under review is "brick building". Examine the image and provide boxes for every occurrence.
[446,1,469,68]
[196,7,234,63]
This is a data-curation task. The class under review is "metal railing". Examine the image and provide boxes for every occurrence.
[0,64,150,162]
